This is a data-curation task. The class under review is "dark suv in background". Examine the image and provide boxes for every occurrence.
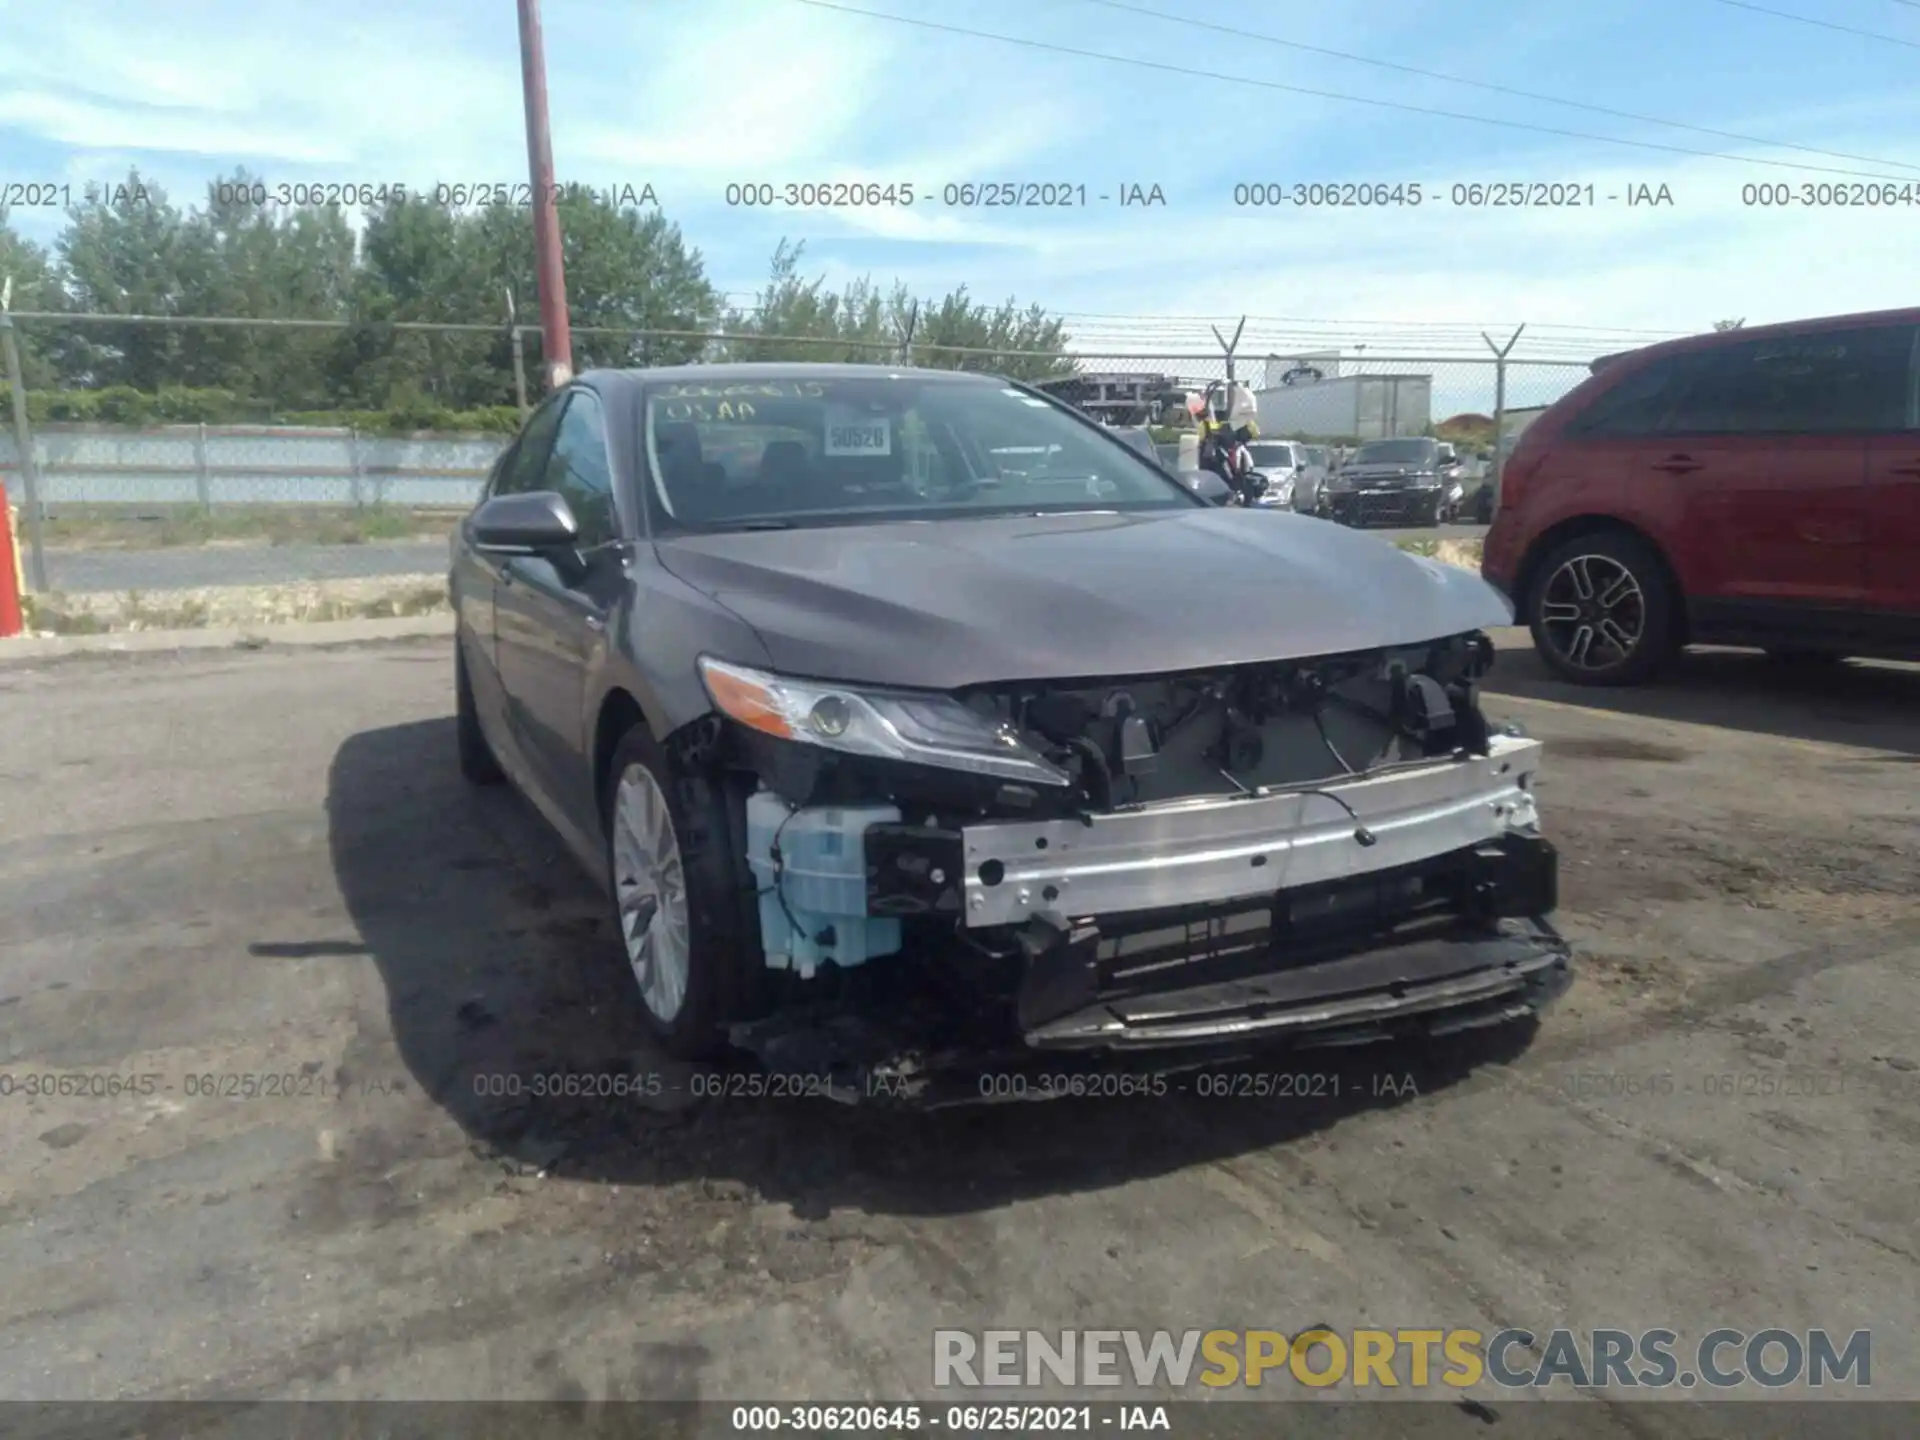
[1482,307,1920,684]
[1323,437,1463,527]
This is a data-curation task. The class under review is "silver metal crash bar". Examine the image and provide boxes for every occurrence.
[960,734,1542,927]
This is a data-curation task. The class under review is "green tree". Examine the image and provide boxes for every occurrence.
[912,285,1074,381]
[56,170,193,390]
[174,169,357,406]
[722,239,898,362]
[21,179,1073,419]
[0,208,67,390]
[723,239,1074,379]
[333,187,723,410]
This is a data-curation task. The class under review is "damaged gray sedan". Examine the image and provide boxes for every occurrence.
[450,363,1568,1100]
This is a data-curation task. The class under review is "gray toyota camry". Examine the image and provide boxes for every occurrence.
[450,363,1569,1101]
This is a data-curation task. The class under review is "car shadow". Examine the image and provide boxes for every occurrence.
[326,718,1543,1218]
[1484,643,1920,757]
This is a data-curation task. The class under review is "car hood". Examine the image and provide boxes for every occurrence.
[654,508,1511,690]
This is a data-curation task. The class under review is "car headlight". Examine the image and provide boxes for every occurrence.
[1410,471,1442,488]
[698,658,1071,787]
[1325,473,1352,491]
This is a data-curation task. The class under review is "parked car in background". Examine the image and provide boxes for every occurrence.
[450,363,1567,1095]
[1299,444,1335,514]
[1242,439,1326,510]
[1322,437,1464,527]
[1481,306,1920,684]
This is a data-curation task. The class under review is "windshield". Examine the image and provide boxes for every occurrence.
[642,374,1197,529]
[1245,443,1296,469]
[1352,439,1436,465]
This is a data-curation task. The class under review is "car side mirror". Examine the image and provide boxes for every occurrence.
[473,491,580,553]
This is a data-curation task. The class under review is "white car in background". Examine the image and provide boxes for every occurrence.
[1241,440,1329,512]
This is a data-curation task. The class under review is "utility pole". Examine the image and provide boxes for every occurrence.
[517,0,573,388]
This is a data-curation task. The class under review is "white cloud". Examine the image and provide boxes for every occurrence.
[3,0,1917,357]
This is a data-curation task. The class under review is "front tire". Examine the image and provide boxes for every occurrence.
[455,633,505,785]
[1526,531,1679,686]
[602,724,753,1060]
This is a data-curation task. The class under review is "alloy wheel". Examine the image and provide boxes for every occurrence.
[1537,554,1646,672]
[611,763,692,1023]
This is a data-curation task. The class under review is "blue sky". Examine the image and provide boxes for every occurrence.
[3,0,1919,377]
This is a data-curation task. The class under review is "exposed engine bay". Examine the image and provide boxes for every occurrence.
[682,630,1568,1104]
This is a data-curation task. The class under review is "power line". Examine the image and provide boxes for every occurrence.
[1081,0,1920,175]
[1706,0,1920,48]
[789,0,1918,181]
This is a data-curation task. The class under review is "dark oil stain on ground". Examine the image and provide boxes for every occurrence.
[1545,736,1691,763]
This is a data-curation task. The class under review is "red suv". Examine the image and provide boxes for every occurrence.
[1482,307,1920,684]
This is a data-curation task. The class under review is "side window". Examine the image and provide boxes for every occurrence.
[541,390,618,545]
[480,439,518,501]
[494,397,567,495]
[1699,326,1913,434]
[1567,352,1706,438]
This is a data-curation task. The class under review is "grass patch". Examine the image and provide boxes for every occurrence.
[40,504,464,551]
[1395,537,1441,557]
[299,585,450,623]
[22,593,108,635]
[17,577,451,634]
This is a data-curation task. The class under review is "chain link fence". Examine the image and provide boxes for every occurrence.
[0,310,1601,591]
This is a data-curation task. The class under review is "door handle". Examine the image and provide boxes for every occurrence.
[1651,455,1703,474]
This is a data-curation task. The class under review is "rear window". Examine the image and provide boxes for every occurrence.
[1567,324,1918,437]
[1245,443,1298,468]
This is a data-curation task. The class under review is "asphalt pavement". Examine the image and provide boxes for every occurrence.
[40,522,1492,594]
[43,540,453,594]
[0,636,1914,1411]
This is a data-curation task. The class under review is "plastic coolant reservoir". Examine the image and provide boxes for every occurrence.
[745,790,903,979]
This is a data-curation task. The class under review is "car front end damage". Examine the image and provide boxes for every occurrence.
[692,631,1568,1103]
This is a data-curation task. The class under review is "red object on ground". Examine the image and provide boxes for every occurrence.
[0,480,23,637]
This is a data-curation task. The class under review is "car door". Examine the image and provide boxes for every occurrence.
[1863,324,1920,621]
[492,386,625,846]
[459,397,568,775]
[1678,327,1902,622]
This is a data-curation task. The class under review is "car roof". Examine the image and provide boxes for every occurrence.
[1590,305,1920,373]
[581,362,1009,389]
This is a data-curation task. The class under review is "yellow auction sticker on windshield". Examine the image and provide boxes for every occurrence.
[825,407,890,456]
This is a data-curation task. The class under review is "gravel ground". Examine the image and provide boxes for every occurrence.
[0,637,1914,1425]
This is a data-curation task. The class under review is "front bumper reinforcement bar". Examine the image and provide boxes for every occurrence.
[961,734,1542,927]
